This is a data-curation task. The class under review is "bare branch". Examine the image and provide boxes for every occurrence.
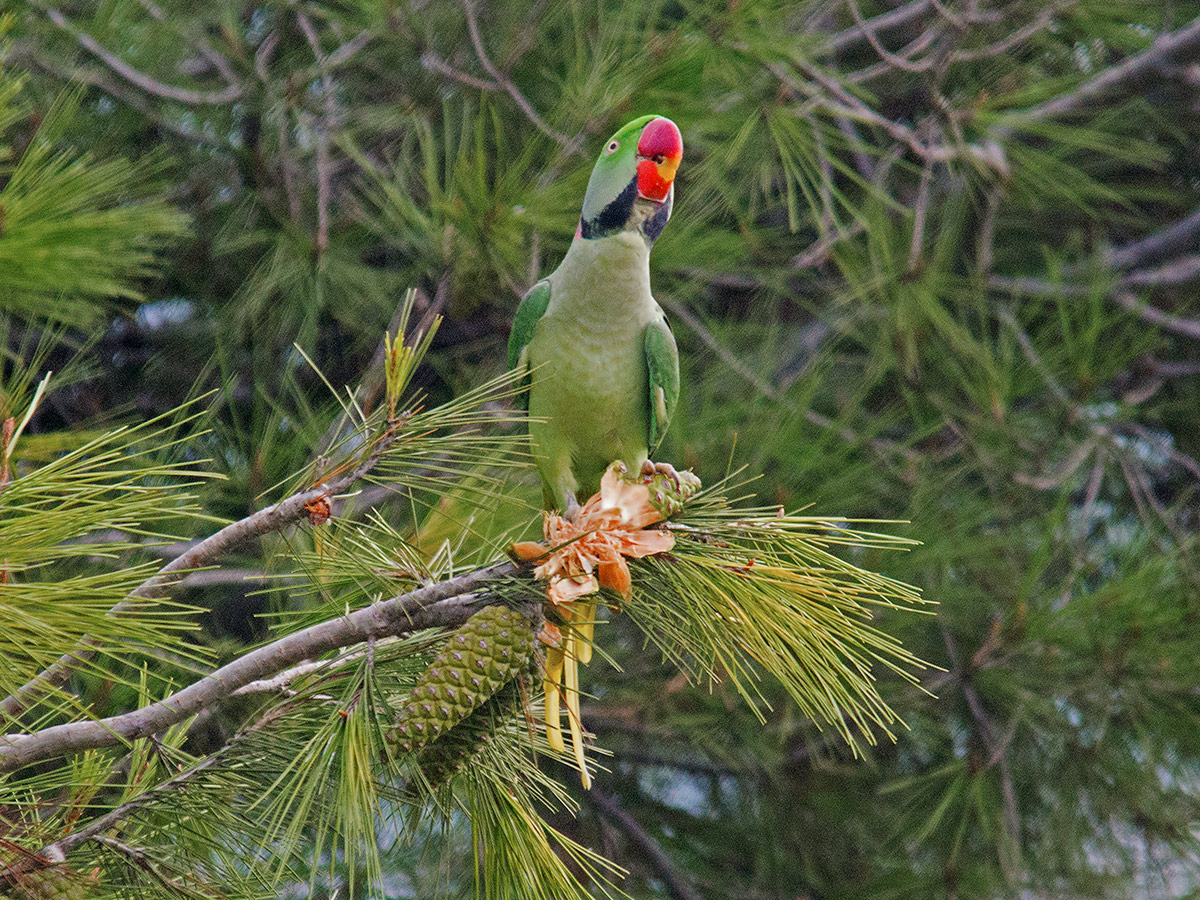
[297,11,335,258]
[658,294,920,463]
[590,791,704,900]
[421,48,501,90]
[950,8,1056,63]
[0,561,520,772]
[847,0,935,72]
[658,296,781,402]
[792,220,867,268]
[132,0,239,86]
[327,29,373,69]
[33,2,242,105]
[1006,15,1200,123]
[1107,207,1200,269]
[1122,255,1200,287]
[458,0,580,153]
[1112,291,1200,341]
[825,0,934,55]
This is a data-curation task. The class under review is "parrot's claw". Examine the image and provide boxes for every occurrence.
[635,460,701,517]
[563,492,582,521]
[641,459,681,491]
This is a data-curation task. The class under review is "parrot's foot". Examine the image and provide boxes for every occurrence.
[563,491,583,521]
[640,459,682,489]
[637,460,702,518]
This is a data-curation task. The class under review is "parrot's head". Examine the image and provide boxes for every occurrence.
[578,115,683,244]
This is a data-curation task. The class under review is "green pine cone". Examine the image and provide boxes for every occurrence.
[2,865,89,900]
[408,679,523,793]
[389,605,534,754]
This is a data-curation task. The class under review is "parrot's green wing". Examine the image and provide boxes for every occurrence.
[643,312,679,449]
[507,280,552,411]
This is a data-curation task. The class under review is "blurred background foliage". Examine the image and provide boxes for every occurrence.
[4,0,1200,897]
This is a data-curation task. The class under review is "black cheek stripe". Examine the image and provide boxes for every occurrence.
[641,192,673,244]
[580,178,638,239]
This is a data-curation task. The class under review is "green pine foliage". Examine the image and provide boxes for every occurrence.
[2,1,1200,898]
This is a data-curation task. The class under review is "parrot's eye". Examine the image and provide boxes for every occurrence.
[605,140,620,155]
[652,153,665,164]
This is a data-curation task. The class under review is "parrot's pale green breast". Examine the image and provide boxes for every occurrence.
[526,232,665,506]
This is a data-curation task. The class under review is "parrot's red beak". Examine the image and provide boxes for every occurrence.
[636,117,683,203]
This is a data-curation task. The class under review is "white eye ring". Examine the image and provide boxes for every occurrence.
[605,140,620,155]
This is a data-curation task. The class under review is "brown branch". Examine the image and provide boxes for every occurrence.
[0,561,520,772]
[847,0,935,72]
[825,0,934,55]
[34,2,242,105]
[0,428,403,719]
[1007,15,1200,123]
[132,0,239,86]
[1112,291,1200,340]
[590,791,704,900]
[458,0,580,153]
[1107,208,1200,269]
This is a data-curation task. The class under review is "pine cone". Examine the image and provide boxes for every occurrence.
[389,605,535,754]
[407,680,523,793]
[1,865,89,900]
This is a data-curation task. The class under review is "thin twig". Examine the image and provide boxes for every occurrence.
[658,295,920,463]
[848,0,935,72]
[657,296,781,401]
[1112,291,1200,340]
[326,29,373,68]
[132,0,240,86]
[908,137,935,270]
[1107,207,1200,269]
[297,11,335,258]
[458,0,580,152]
[1003,15,1200,123]
[1122,255,1200,287]
[421,49,500,91]
[34,2,242,105]
[950,8,1056,62]
[825,0,934,55]
[590,792,704,900]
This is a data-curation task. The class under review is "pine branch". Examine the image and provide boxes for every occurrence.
[1003,15,1200,124]
[0,560,521,772]
[824,0,934,56]
[1107,207,1200,269]
[458,0,581,153]
[31,1,243,105]
[0,426,403,718]
[590,791,703,900]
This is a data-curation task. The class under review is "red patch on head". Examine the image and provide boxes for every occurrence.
[637,118,683,162]
[636,118,683,203]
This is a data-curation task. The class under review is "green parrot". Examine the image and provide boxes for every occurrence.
[508,115,684,512]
